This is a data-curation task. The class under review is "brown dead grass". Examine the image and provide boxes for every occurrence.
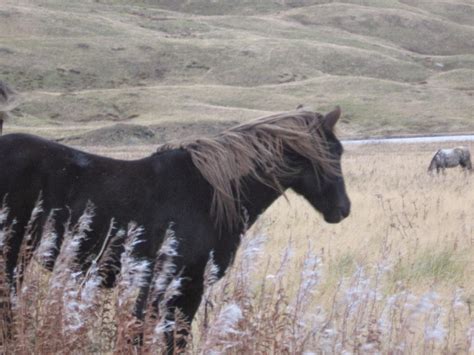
[258,141,474,299]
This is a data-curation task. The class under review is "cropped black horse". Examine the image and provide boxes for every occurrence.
[0,107,350,350]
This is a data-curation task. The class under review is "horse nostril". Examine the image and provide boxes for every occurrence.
[340,204,350,218]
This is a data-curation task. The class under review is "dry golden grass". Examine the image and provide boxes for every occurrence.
[260,142,473,294]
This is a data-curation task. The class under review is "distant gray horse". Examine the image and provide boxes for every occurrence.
[428,147,472,173]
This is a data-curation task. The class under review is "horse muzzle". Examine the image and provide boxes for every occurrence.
[324,204,350,224]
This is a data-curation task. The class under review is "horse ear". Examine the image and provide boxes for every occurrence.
[323,106,341,131]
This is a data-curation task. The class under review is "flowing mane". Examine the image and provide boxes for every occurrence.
[158,110,339,229]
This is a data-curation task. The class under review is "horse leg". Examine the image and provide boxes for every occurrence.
[0,248,13,349]
[161,276,204,354]
[129,265,199,352]
[130,258,155,346]
[1,214,28,348]
[148,258,205,353]
[40,208,68,271]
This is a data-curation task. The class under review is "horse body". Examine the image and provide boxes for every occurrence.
[0,108,350,351]
[428,146,472,173]
[0,135,200,277]
[0,134,230,321]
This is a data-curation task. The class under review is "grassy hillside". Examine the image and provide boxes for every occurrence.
[0,0,473,142]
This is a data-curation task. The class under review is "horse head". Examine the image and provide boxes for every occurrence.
[290,107,351,223]
[457,147,472,170]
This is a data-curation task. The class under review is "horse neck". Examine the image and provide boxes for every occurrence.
[156,148,291,232]
[239,173,290,227]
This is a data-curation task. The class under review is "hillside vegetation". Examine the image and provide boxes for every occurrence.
[1,0,473,142]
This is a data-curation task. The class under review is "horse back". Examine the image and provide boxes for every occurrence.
[0,133,166,221]
[0,134,160,280]
[0,134,205,244]
[0,134,91,205]
[0,134,227,284]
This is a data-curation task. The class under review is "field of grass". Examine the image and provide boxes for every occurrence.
[1,141,472,353]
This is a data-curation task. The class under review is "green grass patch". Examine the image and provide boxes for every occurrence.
[391,249,468,285]
[331,252,356,278]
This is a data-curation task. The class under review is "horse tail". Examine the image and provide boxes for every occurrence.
[428,150,441,172]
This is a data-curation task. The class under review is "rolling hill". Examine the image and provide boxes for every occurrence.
[1,0,473,143]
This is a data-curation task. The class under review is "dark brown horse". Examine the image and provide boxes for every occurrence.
[0,107,350,351]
